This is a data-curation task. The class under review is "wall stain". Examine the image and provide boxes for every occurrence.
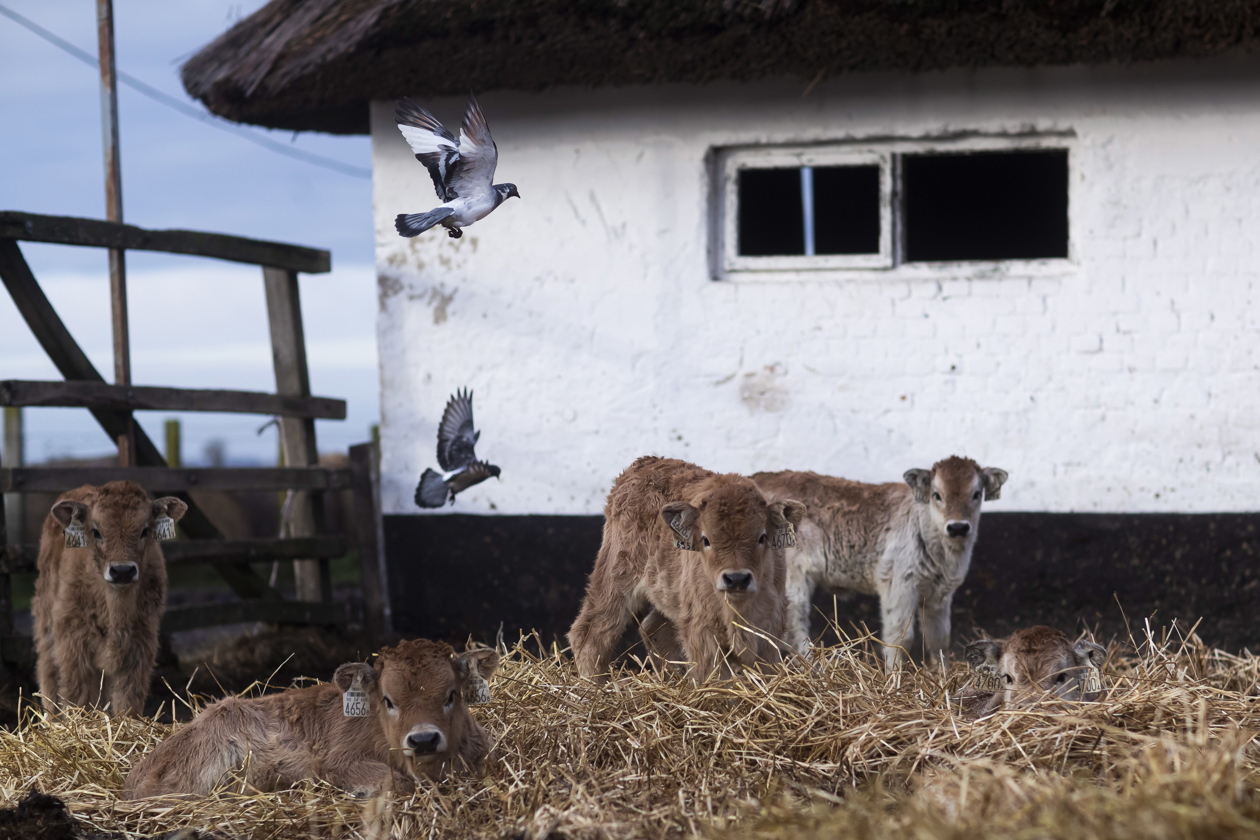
[740,364,790,413]
[426,286,457,324]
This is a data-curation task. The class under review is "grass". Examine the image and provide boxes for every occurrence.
[1,620,1258,839]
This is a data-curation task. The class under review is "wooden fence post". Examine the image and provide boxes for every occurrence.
[350,442,390,641]
[164,418,181,468]
[0,442,13,691]
[263,266,328,603]
[2,407,22,547]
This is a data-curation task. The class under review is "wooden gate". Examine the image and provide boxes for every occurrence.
[0,211,389,685]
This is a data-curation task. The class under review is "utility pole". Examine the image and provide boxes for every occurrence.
[97,0,135,466]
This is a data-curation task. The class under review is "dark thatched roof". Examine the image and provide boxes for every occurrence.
[182,0,1260,134]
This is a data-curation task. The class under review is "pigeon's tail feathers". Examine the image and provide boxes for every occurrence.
[396,207,456,238]
[415,468,450,508]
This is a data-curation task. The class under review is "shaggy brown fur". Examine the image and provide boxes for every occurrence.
[754,456,1008,669]
[569,456,804,682]
[123,639,500,799]
[32,482,187,716]
[962,625,1106,718]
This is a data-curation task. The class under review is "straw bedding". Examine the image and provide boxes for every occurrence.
[1,622,1258,840]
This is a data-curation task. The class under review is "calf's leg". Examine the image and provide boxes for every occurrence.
[879,582,919,671]
[569,546,637,681]
[919,596,953,668]
[783,563,815,655]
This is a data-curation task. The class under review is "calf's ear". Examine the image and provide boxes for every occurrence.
[333,662,378,693]
[660,502,700,551]
[51,500,88,529]
[903,469,932,504]
[767,500,805,548]
[152,497,189,522]
[980,467,1009,502]
[965,639,1003,669]
[1072,639,1106,669]
[453,647,500,705]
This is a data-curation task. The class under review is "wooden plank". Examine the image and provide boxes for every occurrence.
[0,380,347,420]
[0,635,32,669]
[0,446,10,638]
[0,467,350,494]
[0,238,284,604]
[350,442,390,642]
[1,537,346,575]
[0,211,330,274]
[161,600,344,635]
[264,267,328,604]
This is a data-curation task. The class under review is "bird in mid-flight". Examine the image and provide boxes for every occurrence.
[415,388,501,508]
[394,94,519,239]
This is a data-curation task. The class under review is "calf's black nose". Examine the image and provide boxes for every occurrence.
[108,564,138,583]
[721,571,753,591]
[946,521,971,538]
[406,731,442,754]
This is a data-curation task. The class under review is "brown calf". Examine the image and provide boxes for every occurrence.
[568,456,805,682]
[123,639,500,799]
[33,482,187,716]
[753,456,1008,669]
[961,626,1106,717]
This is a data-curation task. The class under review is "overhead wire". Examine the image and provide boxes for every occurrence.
[0,2,372,179]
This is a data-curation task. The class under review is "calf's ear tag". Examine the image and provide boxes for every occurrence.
[1084,666,1103,695]
[154,514,177,542]
[343,673,370,717]
[969,665,1003,694]
[64,519,88,549]
[772,522,797,549]
[463,668,491,705]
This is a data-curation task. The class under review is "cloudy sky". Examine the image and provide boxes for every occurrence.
[0,0,377,466]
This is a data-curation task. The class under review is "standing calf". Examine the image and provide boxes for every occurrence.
[962,626,1106,717]
[123,639,500,799]
[569,456,804,682]
[753,456,1007,668]
[33,481,186,716]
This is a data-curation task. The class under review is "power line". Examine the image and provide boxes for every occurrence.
[0,2,372,179]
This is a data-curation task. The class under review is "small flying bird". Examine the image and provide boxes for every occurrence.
[394,94,520,239]
[415,388,501,508]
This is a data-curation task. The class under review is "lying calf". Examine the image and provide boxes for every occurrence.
[123,639,498,799]
[960,625,1106,717]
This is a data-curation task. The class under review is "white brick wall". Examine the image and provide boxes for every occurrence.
[371,57,1260,516]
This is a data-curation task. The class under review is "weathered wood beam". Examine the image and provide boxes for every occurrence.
[264,267,329,604]
[0,380,347,420]
[161,600,344,635]
[0,467,350,494]
[0,211,330,274]
[1,536,347,575]
[350,442,390,642]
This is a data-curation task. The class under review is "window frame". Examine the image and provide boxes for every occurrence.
[721,147,893,273]
[714,134,1075,282]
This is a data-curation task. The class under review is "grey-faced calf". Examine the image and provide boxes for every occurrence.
[961,625,1107,717]
[753,456,1008,669]
[123,639,499,799]
[33,481,186,716]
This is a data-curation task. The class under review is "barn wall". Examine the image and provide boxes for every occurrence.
[371,55,1260,518]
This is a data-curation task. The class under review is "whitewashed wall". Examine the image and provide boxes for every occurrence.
[371,56,1260,516]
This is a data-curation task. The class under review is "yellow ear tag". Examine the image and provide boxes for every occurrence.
[343,673,370,717]
[154,514,177,542]
[1084,666,1103,694]
[969,666,1003,694]
[64,519,88,549]
[463,667,491,705]
[772,522,797,548]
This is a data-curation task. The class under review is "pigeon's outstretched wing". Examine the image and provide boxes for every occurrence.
[395,97,461,202]
[447,461,501,497]
[446,95,499,202]
[415,468,450,508]
[436,388,479,471]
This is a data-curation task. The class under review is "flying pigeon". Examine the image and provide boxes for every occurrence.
[414,388,501,508]
[394,94,520,239]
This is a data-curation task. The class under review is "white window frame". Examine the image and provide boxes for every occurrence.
[714,133,1076,282]
[721,147,893,273]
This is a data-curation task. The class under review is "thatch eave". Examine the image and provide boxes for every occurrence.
[181,0,1260,135]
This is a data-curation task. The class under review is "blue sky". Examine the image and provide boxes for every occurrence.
[0,0,377,466]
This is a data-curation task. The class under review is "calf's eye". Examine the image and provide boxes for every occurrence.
[91,528,102,540]
[445,689,457,708]
[1004,674,1013,685]
[383,696,395,711]
[1055,673,1068,684]
[932,492,942,502]
[758,533,765,545]
[973,491,981,501]
[701,536,711,548]
[141,526,150,538]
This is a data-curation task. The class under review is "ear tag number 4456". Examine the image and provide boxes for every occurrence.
[343,673,370,717]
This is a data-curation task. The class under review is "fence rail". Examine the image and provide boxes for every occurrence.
[0,380,346,420]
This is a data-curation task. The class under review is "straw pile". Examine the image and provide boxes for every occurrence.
[1,621,1258,839]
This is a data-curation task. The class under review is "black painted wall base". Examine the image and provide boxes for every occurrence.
[383,511,1260,653]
